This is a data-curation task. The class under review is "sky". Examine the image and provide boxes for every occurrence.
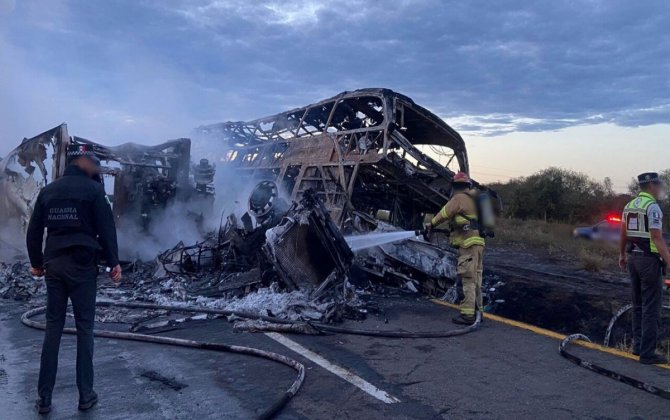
[1,0,669,191]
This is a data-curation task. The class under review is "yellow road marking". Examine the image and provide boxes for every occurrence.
[432,299,670,369]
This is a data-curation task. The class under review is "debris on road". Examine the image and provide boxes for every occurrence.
[0,89,501,328]
[0,262,43,301]
[196,88,502,296]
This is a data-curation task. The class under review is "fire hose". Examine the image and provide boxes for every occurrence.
[308,310,481,338]
[559,333,670,401]
[21,299,480,416]
[89,300,482,338]
[603,303,633,347]
[21,303,306,420]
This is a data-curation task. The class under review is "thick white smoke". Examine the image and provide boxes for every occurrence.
[116,202,210,262]
[0,224,27,262]
[116,129,279,262]
[0,127,283,264]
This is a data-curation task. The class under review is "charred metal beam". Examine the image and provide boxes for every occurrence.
[198,88,473,230]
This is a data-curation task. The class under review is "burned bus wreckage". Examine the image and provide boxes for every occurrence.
[1,89,498,322]
[198,88,498,298]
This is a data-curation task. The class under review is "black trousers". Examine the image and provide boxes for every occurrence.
[628,253,664,359]
[38,247,98,400]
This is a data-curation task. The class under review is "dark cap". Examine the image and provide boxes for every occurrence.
[67,144,100,165]
[638,172,661,185]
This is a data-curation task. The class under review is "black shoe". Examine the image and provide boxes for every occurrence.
[452,315,475,325]
[640,353,669,365]
[78,391,98,411]
[35,397,51,415]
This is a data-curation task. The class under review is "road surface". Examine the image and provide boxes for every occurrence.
[1,295,669,419]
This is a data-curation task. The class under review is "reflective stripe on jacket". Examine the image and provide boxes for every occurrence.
[623,191,658,254]
[432,190,485,248]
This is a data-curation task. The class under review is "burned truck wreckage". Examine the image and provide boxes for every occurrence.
[1,89,498,322]
[0,123,216,236]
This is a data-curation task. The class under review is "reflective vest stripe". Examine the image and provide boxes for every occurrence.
[432,206,450,225]
[433,195,485,248]
[624,192,658,253]
[462,236,486,248]
[454,215,472,226]
[461,307,476,316]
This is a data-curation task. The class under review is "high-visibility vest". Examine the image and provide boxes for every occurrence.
[623,191,658,254]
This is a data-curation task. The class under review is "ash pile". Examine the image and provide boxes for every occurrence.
[104,181,365,323]
[0,261,45,301]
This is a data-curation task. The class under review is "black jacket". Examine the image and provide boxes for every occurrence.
[26,165,119,268]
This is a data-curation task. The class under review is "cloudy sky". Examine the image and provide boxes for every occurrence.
[1,0,668,190]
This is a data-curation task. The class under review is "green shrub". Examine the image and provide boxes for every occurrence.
[489,167,629,225]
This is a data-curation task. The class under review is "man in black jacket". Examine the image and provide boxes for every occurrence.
[26,144,122,414]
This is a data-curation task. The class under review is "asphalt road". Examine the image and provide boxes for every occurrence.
[1,295,669,419]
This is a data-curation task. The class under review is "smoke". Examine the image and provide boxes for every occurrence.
[0,224,27,263]
[0,124,287,264]
[191,128,290,222]
[115,129,278,262]
[116,202,209,262]
[191,131,252,212]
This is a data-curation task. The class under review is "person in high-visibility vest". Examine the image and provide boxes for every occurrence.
[430,172,485,325]
[619,172,670,365]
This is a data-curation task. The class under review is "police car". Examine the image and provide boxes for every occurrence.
[574,214,670,245]
[573,215,623,243]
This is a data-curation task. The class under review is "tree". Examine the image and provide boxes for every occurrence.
[493,167,626,224]
[603,177,614,196]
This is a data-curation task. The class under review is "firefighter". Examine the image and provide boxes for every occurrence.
[26,144,122,414]
[619,172,670,365]
[430,172,485,325]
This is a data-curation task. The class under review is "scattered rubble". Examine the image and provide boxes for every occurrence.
[0,180,363,323]
[0,262,44,301]
[1,89,503,331]
[198,88,500,296]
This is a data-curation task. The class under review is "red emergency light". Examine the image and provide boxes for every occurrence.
[606,214,622,224]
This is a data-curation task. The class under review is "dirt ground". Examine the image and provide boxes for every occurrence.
[484,238,670,354]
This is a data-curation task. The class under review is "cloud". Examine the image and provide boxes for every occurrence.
[176,0,333,27]
[140,0,670,135]
[445,103,670,137]
[0,0,15,15]
[0,0,668,152]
